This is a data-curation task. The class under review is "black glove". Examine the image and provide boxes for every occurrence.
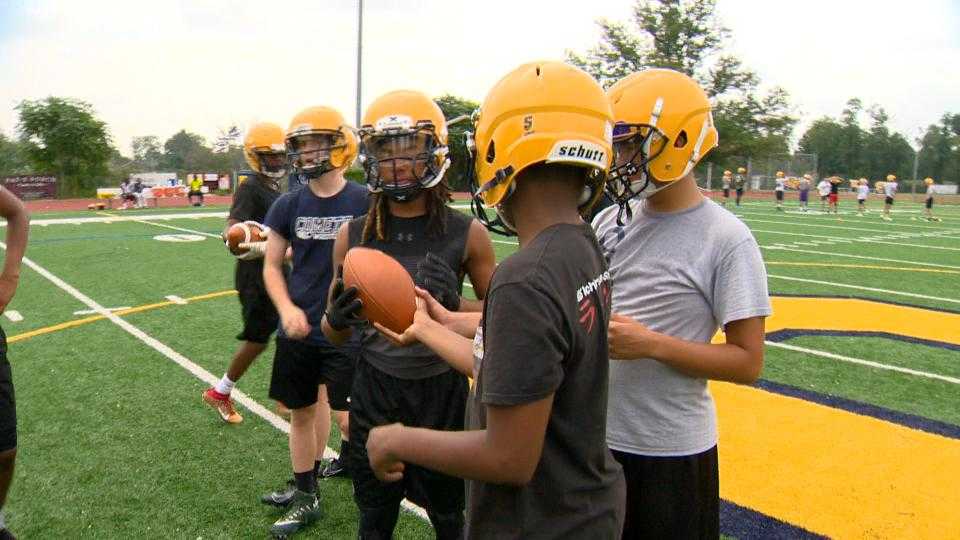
[415,252,461,311]
[326,266,365,331]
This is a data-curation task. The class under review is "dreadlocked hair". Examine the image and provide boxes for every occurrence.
[360,180,454,244]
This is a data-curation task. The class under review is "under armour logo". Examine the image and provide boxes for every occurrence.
[599,226,626,265]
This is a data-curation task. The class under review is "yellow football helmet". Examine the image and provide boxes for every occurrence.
[886,174,896,181]
[776,171,785,178]
[737,167,746,174]
[470,61,612,234]
[359,90,449,202]
[803,174,812,180]
[723,170,732,177]
[286,106,357,180]
[924,177,934,185]
[243,122,287,180]
[606,69,717,209]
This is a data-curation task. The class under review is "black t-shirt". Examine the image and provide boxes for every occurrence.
[466,223,625,539]
[830,181,840,194]
[347,208,472,379]
[229,176,282,293]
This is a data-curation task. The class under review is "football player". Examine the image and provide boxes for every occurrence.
[260,106,369,537]
[882,174,898,221]
[734,166,746,206]
[363,62,627,538]
[774,171,786,211]
[720,170,732,207]
[798,174,812,212]
[0,186,27,540]
[203,122,286,425]
[594,68,770,539]
[922,177,940,221]
[322,90,496,540]
[817,176,831,212]
[856,178,870,216]
[828,176,841,220]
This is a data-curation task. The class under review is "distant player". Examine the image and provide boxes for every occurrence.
[720,170,732,207]
[734,166,746,206]
[882,174,898,221]
[202,123,286,424]
[774,171,786,211]
[828,176,841,219]
[798,174,811,212]
[0,186,28,540]
[188,175,205,207]
[119,178,137,210]
[817,177,831,212]
[922,177,940,221]
[856,178,870,216]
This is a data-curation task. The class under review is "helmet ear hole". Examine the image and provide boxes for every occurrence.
[485,141,496,164]
[674,130,688,148]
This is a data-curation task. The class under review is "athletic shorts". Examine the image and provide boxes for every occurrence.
[885,196,894,205]
[775,190,784,201]
[820,194,829,201]
[722,188,730,198]
[799,190,809,202]
[735,188,744,196]
[926,197,933,209]
[828,193,838,204]
[0,328,16,453]
[235,262,278,344]
[269,336,356,410]
[612,446,719,540]
[121,193,137,202]
[858,198,866,204]
[188,190,203,197]
[350,358,467,513]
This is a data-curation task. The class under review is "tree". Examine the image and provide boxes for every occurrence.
[0,132,29,176]
[434,94,480,192]
[213,125,241,153]
[918,113,960,185]
[567,0,796,169]
[16,97,113,196]
[131,135,163,170]
[161,130,211,171]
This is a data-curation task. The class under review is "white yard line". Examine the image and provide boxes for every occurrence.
[1,211,227,227]
[766,274,960,304]
[3,310,23,322]
[765,341,960,385]
[760,245,960,270]
[742,216,960,237]
[1,242,430,522]
[750,227,960,252]
[74,307,130,315]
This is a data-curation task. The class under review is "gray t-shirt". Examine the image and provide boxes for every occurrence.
[593,198,771,456]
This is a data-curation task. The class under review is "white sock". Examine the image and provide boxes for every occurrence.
[215,375,236,396]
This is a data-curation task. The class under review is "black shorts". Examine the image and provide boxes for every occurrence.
[885,196,894,205]
[0,329,16,453]
[269,337,356,410]
[735,188,744,196]
[188,190,203,197]
[858,198,866,204]
[235,262,278,344]
[350,358,467,513]
[775,190,784,201]
[612,446,719,540]
[722,188,730,198]
[821,194,829,201]
[121,193,136,201]
[926,197,933,209]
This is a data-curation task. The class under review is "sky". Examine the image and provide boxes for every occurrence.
[1,0,957,156]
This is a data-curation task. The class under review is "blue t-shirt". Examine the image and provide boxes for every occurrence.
[264,180,368,344]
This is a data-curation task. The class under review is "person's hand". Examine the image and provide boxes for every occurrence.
[367,423,405,483]
[414,286,453,326]
[0,274,19,314]
[374,293,434,347]
[415,252,461,311]
[608,313,661,359]
[280,305,311,339]
[326,266,365,331]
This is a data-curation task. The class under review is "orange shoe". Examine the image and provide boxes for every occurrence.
[202,388,243,424]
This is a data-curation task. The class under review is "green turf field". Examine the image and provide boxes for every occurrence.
[1,196,958,538]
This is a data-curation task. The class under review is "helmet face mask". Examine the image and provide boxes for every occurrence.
[287,131,348,179]
[254,149,287,179]
[607,122,669,208]
[361,122,447,202]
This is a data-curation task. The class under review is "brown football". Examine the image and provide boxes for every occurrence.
[342,247,416,334]
[225,222,266,255]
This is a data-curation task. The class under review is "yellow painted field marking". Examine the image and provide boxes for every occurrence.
[714,296,960,538]
[7,289,237,344]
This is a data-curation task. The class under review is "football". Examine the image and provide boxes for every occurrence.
[225,221,267,255]
[342,247,416,334]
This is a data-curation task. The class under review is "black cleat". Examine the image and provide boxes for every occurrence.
[261,479,297,508]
